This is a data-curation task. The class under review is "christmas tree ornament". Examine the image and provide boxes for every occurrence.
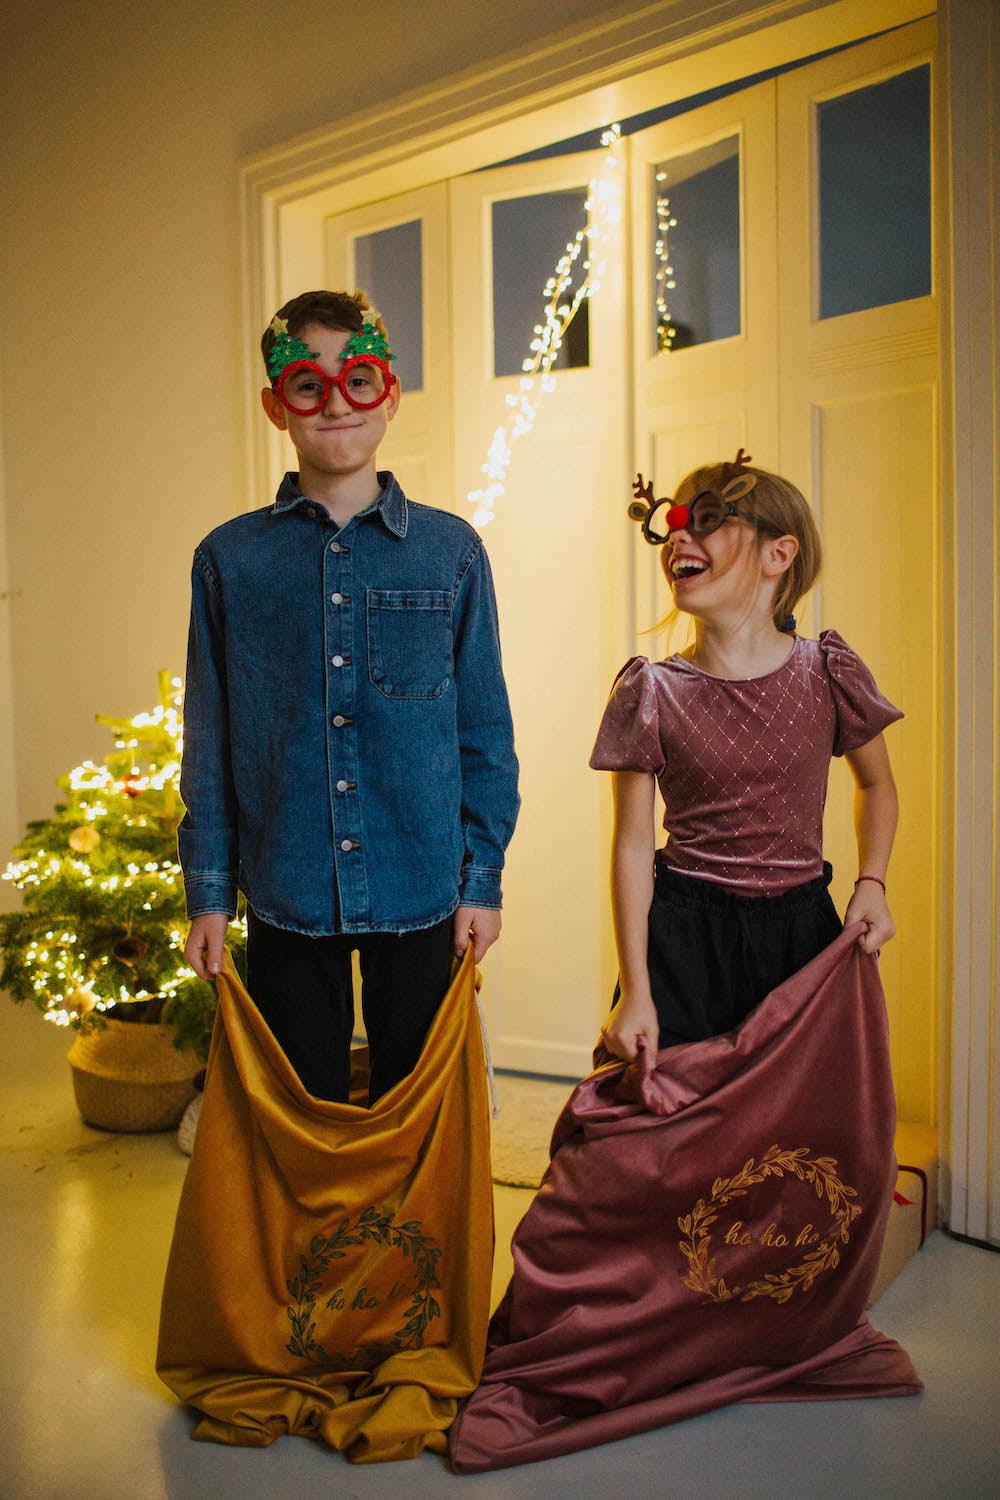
[69,985,96,1018]
[69,825,101,853]
[112,934,149,966]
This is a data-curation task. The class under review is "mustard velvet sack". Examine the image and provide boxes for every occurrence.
[156,945,494,1462]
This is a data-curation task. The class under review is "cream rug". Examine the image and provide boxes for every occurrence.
[490,1073,579,1189]
[180,1069,581,1187]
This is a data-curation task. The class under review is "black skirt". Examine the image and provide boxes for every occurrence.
[633,861,843,1047]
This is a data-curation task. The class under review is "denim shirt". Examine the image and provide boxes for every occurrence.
[178,472,520,934]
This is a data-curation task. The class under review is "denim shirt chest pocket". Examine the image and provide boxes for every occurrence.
[366,588,455,699]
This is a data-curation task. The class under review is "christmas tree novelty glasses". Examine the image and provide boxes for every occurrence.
[628,450,760,545]
[276,355,395,415]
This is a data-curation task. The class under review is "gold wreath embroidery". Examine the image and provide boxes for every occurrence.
[677,1145,861,1305]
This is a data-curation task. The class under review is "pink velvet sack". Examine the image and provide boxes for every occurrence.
[451,925,921,1472]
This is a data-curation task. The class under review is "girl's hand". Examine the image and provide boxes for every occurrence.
[843,882,896,955]
[600,989,659,1062]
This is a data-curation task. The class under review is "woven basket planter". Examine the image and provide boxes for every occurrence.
[68,1016,201,1133]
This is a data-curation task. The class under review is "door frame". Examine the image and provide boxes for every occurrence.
[239,0,929,505]
[239,0,1000,1243]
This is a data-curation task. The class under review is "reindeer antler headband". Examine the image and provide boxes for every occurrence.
[628,448,758,544]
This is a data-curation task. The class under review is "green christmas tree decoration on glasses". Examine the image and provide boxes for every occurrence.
[268,304,397,416]
[265,316,321,380]
[0,672,244,1062]
[341,306,394,364]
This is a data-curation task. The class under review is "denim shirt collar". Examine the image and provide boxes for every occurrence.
[272,470,408,538]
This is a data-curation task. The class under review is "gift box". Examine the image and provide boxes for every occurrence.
[868,1121,938,1304]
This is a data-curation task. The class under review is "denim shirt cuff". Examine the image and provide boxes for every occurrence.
[184,875,238,920]
[458,865,502,909]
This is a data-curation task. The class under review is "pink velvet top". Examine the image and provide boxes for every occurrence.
[589,630,903,894]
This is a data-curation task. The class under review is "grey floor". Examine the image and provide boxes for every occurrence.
[2,995,998,1500]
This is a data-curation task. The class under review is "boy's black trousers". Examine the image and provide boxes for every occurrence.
[245,908,454,1105]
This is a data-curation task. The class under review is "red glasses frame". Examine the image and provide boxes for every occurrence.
[275,354,396,415]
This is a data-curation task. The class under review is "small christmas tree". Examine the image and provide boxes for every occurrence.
[0,672,242,1060]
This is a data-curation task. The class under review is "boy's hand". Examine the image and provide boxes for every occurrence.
[843,882,896,955]
[453,906,501,963]
[184,913,230,980]
[600,988,659,1063]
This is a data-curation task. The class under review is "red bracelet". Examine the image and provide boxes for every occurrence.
[854,874,887,894]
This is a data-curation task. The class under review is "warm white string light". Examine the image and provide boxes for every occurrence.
[654,168,679,351]
[468,123,624,528]
[0,673,231,1028]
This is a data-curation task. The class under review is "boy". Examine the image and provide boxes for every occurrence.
[179,289,519,1104]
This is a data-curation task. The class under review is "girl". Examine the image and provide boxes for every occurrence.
[448,451,920,1475]
[591,450,902,1062]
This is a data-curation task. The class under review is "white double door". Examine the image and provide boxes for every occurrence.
[329,149,629,1076]
[326,18,938,1105]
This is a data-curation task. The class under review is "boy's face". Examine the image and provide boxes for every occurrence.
[260,322,399,477]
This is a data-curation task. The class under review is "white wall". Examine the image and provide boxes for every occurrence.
[941,0,1000,1245]
[0,384,19,907]
[0,0,618,823]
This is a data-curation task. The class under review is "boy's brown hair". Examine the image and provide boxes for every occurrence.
[260,289,388,381]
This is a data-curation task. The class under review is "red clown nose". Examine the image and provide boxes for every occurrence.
[666,503,689,533]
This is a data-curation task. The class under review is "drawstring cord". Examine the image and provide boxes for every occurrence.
[473,972,500,1118]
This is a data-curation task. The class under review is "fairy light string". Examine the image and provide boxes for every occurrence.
[468,123,624,528]
[0,673,244,1051]
[654,168,679,351]
[466,127,683,526]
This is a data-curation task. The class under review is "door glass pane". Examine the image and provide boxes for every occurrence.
[492,190,590,379]
[818,65,931,319]
[651,136,741,353]
[352,219,424,392]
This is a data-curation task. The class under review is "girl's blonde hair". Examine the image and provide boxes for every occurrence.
[658,459,822,635]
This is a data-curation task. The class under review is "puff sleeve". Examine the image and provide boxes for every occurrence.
[819,630,904,756]
[589,656,666,774]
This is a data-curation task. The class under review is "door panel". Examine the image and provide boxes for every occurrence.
[326,184,452,505]
[777,18,938,1124]
[450,153,629,1074]
[628,82,779,650]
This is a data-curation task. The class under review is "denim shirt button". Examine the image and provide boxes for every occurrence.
[329,541,346,553]
[336,779,349,792]
[330,592,345,604]
[332,714,347,727]
[331,655,345,667]
[340,838,357,852]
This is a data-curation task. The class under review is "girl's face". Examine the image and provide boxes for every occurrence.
[660,476,765,617]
